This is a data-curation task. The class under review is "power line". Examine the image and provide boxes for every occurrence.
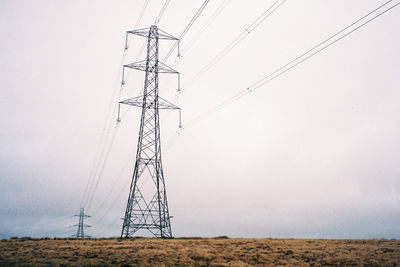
[81,0,161,213]
[162,0,211,63]
[124,0,151,52]
[83,1,176,227]
[155,0,171,25]
[154,0,234,148]
[98,209,123,236]
[79,0,152,208]
[85,127,119,213]
[86,0,173,208]
[80,53,126,209]
[185,0,399,127]
[82,123,119,209]
[247,0,396,91]
[158,0,231,97]
[158,0,286,147]
[134,0,150,29]
[181,0,232,57]
[96,181,127,226]
[183,0,286,89]
[90,146,136,217]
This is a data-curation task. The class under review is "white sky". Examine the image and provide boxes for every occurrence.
[0,0,399,238]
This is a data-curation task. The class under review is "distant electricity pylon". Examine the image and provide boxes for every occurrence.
[72,208,91,238]
[118,25,181,238]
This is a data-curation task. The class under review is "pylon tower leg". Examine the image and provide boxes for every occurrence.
[121,25,173,238]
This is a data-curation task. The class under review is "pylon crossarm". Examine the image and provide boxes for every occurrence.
[124,60,179,74]
[119,96,180,110]
[127,27,178,40]
[157,28,179,40]
[159,96,180,109]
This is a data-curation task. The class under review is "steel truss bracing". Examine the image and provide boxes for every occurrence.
[119,25,181,238]
[72,208,91,238]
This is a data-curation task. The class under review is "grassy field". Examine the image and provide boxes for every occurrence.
[0,237,399,266]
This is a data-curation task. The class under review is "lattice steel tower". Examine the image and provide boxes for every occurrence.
[73,208,91,238]
[118,25,181,238]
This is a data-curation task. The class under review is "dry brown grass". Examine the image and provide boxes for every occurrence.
[0,237,399,266]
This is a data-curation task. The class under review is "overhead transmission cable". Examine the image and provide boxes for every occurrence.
[135,0,150,29]
[181,0,232,57]
[92,1,214,231]
[96,181,128,226]
[80,54,126,209]
[80,0,152,212]
[85,1,173,218]
[158,0,231,99]
[183,0,287,89]
[85,128,119,213]
[185,0,400,127]
[92,0,212,230]
[160,0,286,150]
[162,0,211,63]
[98,209,124,236]
[155,0,171,25]
[90,147,136,217]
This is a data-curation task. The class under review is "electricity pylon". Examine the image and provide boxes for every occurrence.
[72,208,91,238]
[118,25,181,238]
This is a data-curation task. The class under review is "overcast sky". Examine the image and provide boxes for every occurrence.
[1,0,399,239]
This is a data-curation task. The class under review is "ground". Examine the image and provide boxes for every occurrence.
[0,237,399,266]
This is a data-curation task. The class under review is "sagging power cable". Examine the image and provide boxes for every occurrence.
[185,0,399,128]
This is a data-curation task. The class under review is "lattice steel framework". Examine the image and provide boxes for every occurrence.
[119,25,181,238]
[72,208,91,238]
